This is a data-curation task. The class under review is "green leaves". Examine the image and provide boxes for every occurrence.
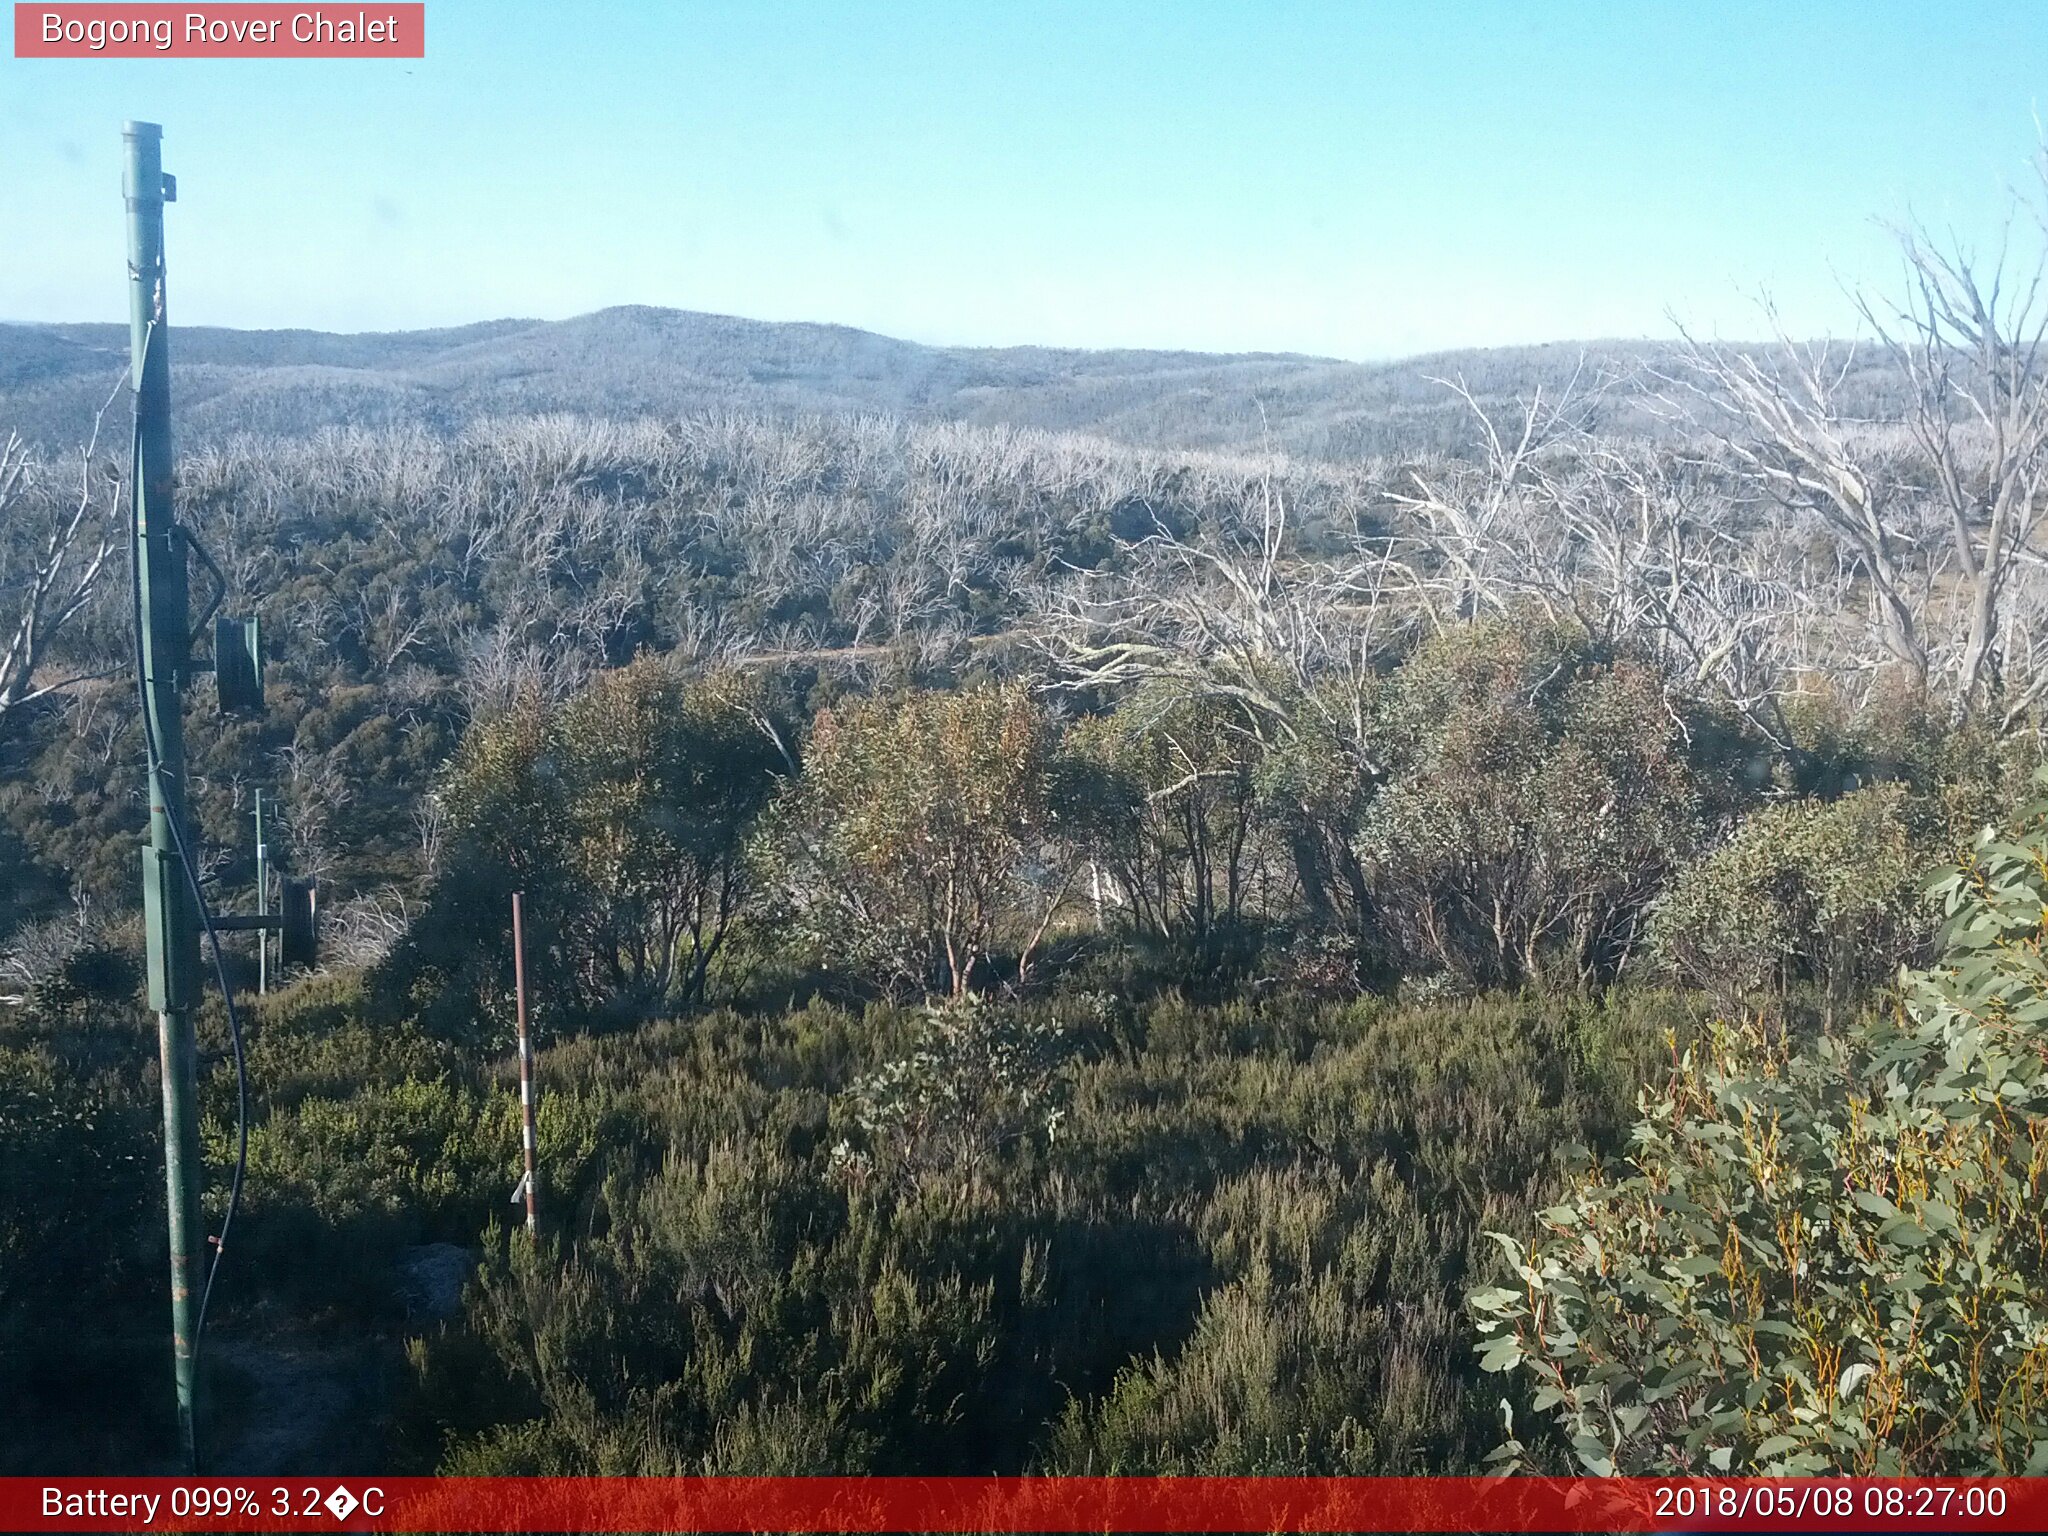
[1360,618,1708,990]
[1646,782,1934,1018]
[1467,767,2048,1476]
[1476,1334,1524,1373]
[433,660,784,1015]
[756,684,1069,999]
[830,997,1077,1194]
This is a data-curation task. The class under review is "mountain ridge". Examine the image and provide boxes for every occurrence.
[0,303,1686,458]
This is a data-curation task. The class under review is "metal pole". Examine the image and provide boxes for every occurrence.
[512,891,538,1238]
[254,789,268,995]
[126,119,203,1474]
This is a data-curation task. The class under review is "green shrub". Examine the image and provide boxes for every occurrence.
[755,685,1070,998]
[1470,772,2048,1475]
[828,997,1076,1194]
[230,1075,602,1232]
[1362,620,1705,989]
[230,972,457,1110]
[1063,686,1268,964]
[403,660,784,1031]
[386,986,1672,1476]
[1048,1161,1446,1473]
[0,992,164,1470]
[1647,783,1933,1019]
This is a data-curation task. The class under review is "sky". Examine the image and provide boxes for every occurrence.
[2,1,2046,359]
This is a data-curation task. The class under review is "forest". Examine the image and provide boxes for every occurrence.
[0,310,1689,462]
[9,190,2048,1481]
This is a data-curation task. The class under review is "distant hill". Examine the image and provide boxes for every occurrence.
[0,305,1696,459]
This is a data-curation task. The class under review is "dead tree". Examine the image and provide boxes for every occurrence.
[1675,328,1932,700]
[1869,213,2048,723]
[1680,164,2048,727]
[1394,375,1808,745]
[0,384,126,731]
[1039,464,1411,753]
[1035,461,1415,930]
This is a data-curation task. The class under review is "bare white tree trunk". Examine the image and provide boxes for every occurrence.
[0,379,127,730]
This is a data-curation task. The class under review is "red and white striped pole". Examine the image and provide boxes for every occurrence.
[511,890,538,1239]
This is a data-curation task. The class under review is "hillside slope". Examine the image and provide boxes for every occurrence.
[0,305,1674,458]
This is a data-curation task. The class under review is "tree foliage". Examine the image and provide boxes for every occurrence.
[828,996,1077,1194]
[1362,620,1706,989]
[1648,783,1934,1018]
[431,658,783,1019]
[1471,771,2048,1475]
[1064,686,1268,964]
[757,684,1071,998]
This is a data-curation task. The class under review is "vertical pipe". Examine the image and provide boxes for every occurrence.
[254,789,267,996]
[512,891,538,1238]
[125,118,203,1474]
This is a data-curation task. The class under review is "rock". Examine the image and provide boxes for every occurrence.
[394,1242,473,1325]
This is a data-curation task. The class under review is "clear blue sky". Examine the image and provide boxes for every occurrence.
[3,1,2044,358]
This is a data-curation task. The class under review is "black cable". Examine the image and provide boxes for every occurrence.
[128,322,249,1460]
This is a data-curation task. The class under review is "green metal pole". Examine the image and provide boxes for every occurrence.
[125,119,204,1474]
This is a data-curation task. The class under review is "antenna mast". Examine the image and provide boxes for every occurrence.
[123,119,316,1474]
[124,117,205,1474]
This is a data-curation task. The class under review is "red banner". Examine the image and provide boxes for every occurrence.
[2,1476,2043,1533]
[13,4,423,57]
